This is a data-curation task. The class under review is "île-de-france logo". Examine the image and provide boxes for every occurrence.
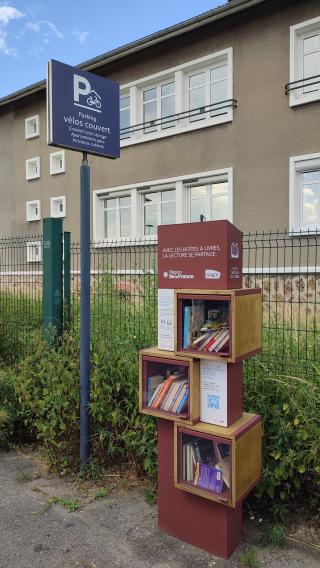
[73,74,102,113]
[231,241,240,259]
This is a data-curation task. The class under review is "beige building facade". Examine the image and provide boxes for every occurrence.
[1,0,320,246]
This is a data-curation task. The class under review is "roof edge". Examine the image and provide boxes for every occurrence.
[0,0,267,108]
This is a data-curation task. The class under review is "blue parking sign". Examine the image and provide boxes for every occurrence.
[47,59,120,159]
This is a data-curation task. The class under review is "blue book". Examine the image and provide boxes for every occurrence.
[183,306,190,349]
[177,387,189,414]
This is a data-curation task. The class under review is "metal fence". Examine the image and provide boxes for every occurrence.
[0,230,319,377]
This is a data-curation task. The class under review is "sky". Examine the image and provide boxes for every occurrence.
[0,0,224,98]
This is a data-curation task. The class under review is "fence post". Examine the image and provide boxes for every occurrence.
[43,218,63,341]
[63,231,71,328]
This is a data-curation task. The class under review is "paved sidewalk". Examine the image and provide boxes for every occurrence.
[0,450,319,568]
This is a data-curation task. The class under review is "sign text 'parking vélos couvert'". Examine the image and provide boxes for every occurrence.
[47,59,120,158]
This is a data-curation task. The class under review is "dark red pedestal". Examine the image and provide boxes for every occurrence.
[157,419,243,560]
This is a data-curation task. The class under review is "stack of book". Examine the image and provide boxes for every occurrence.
[182,437,230,493]
[192,324,229,353]
[183,301,229,353]
[147,372,189,415]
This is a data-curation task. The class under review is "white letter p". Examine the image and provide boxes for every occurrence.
[73,74,91,102]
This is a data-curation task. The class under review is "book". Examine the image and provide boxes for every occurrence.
[190,300,206,342]
[207,330,229,352]
[213,333,229,352]
[183,306,191,349]
[183,442,195,481]
[147,375,164,403]
[160,377,187,411]
[152,375,176,409]
[168,380,188,412]
[216,456,230,489]
[194,462,223,493]
[192,438,216,466]
[147,383,164,407]
[171,383,188,413]
[176,387,189,414]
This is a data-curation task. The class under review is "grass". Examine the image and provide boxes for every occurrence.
[48,497,81,513]
[239,547,260,568]
[94,486,110,500]
[258,523,285,547]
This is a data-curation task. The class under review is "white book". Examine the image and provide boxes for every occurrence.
[200,360,228,426]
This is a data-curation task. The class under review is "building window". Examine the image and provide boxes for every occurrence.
[26,200,41,222]
[103,196,131,239]
[186,179,230,222]
[120,94,131,140]
[50,196,66,218]
[93,168,232,244]
[119,48,233,146]
[50,150,65,175]
[26,157,40,180]
[26,241,42,263]
[290,153,320,232]
[143,189,176,236]
[142,81,175,133]
[289,17,320,106]
[188,63,228,122]
[25,115,40,139]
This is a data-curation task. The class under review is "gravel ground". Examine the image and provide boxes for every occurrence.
[0,449,319,568]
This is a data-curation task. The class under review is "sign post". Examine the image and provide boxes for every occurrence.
[80,152,91,465]
[47,59,120,466]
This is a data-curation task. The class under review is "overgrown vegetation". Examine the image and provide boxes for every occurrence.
[0,273,319,522]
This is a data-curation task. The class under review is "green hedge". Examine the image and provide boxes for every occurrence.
[1,276,319,518]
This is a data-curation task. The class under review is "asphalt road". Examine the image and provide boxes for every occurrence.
[0,450,319,568]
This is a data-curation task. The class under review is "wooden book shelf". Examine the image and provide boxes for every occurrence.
[174,288,262,363]
[139,347,200,425]
[174,413,262,508]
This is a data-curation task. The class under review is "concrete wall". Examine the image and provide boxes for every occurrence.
[1,0,320,240]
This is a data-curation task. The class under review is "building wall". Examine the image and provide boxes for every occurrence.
[0,0,320,241]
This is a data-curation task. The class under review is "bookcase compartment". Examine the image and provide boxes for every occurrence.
[175,289,262,363]
[139,347,200,425]
[174,413,262,508]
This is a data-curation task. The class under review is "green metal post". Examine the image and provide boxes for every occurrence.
[43,218,63,341]
[63,231,71,328]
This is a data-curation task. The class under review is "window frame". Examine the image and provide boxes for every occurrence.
[120,48,233,147]
[140,78,176,135]
[141,186,177,237]
[289,153,320,233]
[93,167,233,246]
[26,241,42,263]
[50,150,66,175]
[25,115,40,139]
[101,193,133,242]
[289,16,320,107]
[120,93,131,140]
[26,157,40,181]
[26,200,41,222]
[50,195,67,218]
[186,177,231,223]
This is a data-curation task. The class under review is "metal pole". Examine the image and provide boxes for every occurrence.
[80,151,90,466]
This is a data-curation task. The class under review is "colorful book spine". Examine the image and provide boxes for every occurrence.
[183,306,190,349]
[152,376,175,409]
[176,387,189,414]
